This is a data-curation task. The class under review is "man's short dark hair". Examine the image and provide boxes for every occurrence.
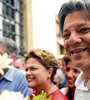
[59,0,90,33]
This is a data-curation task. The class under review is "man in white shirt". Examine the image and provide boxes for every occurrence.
[74,72,90,100]
[59,0,90,100]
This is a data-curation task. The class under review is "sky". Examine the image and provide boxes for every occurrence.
[55,0,70,14]
[32,0,70,57]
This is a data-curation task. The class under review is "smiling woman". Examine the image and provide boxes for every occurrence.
[61,55,81,100]
[25,48,69,100]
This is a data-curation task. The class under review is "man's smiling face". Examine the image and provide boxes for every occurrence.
[63,11,90,71]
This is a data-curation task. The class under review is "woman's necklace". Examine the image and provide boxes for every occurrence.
[47,85,57,96]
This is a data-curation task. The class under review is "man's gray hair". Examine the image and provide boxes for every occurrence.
[0,36,18,55]
[16,54,25,64]
[59,0,90,33]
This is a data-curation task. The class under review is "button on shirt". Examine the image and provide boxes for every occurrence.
[74,72,90,100]
[0,66,33,97]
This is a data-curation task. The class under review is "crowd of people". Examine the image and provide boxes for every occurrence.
[0,0,90,100]
[0,36,33,97]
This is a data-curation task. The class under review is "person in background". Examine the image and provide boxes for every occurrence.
[58,55,65,72]
[13,54,26,70]
[57,56,67,89]
[58,58,64,72]
[25,48,69,100]
[60,55,81,100]
[53,75,60,88]
[59,0,90,100]
[55,68,67,89]
[0,36,33,97]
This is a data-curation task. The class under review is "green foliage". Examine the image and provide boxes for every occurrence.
[29,90,52,100]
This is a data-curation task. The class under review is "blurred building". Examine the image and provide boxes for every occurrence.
[0,0,24,53]
[56,15,65,58]
[0,0,66,57]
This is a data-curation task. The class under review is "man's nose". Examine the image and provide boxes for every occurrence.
[67,32,81,46]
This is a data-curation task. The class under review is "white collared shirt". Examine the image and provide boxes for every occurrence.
[74,72,90,100]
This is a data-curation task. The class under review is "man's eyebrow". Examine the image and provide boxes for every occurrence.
[76,23,88,28]
[63,29,68,33]
[63,23,89,33]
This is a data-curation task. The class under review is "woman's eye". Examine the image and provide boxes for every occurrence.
[73,69,80,73]
[31,67,36,70]
[30,67,38,71]
[66,68,70,72]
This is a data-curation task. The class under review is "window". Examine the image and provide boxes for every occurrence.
[0,0,23,51]
[3,0,15,19]
[3,21,16,40]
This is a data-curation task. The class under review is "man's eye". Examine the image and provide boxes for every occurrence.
[16,67,19,69]
[25,68,28,71]
[63,34,70,39]
[79,28,90,33]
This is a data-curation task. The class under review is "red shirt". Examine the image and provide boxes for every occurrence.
[30,88,69,100]
[47,88,69,100]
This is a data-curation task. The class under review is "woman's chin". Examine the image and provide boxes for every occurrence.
[28,83,34,88]
[68,84,75,88]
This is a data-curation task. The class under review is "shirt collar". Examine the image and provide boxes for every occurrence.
[75,72,90,90]
[3,66,14,82]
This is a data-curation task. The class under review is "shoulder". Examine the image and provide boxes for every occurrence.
[49,88,69,100]
[12,66,26,75]
[60,87,68,95]
[75,72,84,89]
[10,66,27,81]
